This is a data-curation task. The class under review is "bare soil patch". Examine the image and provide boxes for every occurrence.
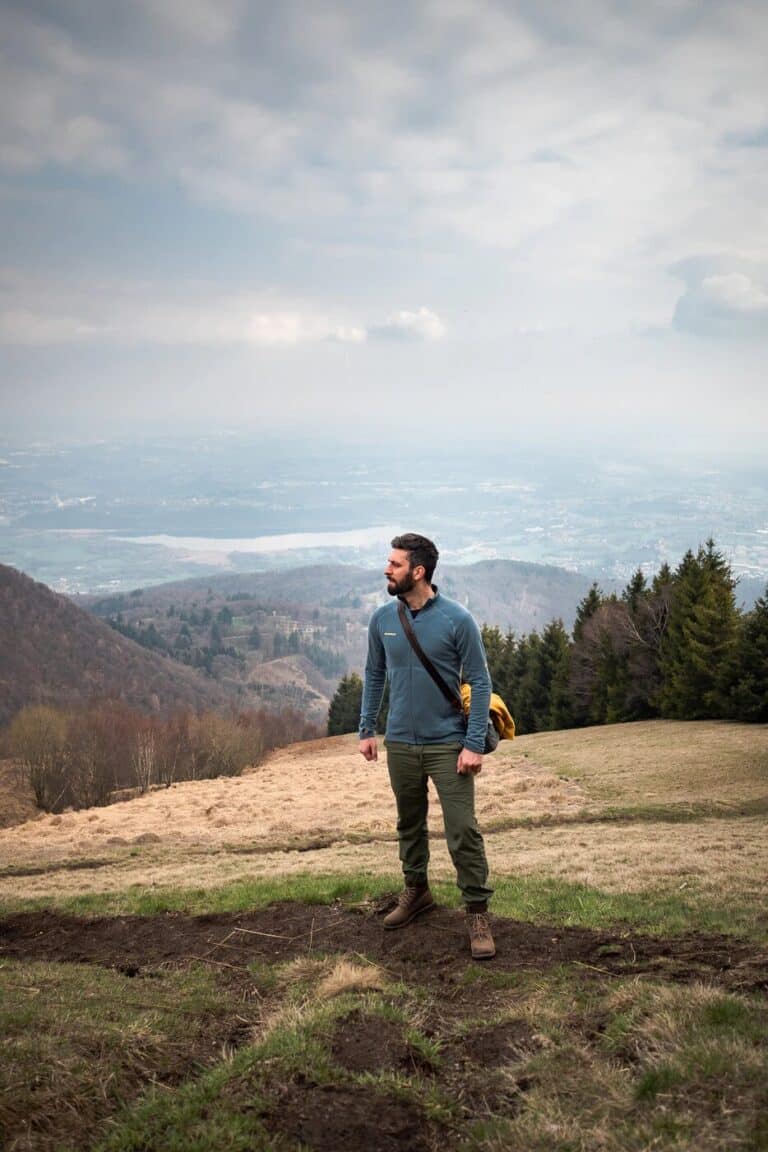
[330,1008,431,1075]
[453,1018,540,1068]
[2,901,766,993]
[260,1082,434,1152]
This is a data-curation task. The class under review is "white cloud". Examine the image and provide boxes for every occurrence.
[369,307,446,342]
[672,260,768,338]
[0,273,441,348]
[702,273,768,314]
[1,0,767,451]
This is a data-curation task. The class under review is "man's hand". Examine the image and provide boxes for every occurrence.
[359,737,378,762]
[457,747,483,775]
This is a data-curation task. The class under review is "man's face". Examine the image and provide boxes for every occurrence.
[385,548,418,596]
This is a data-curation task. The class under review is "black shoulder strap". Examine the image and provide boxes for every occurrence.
[397,601,464,714]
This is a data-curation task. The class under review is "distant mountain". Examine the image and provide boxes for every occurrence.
[81,559,606,634]
[439,560,610,632]
[0,564,232,726]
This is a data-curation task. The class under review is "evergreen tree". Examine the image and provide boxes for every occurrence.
[209,621,223,654]
[573,583,603,643]
[658,540,739,719]
[512,632,546,734]
[481,625,517,706]
[730,588,768,721]
[540,618,573,730]
[569,598,628,725]
[622,568,647,615]
[327,673,364,735]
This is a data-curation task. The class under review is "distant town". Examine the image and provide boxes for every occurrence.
[1,434,766,595]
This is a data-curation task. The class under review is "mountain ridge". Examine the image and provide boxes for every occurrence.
[0,564,233,726]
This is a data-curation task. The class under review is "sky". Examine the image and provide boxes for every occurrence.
[1,0,766,452]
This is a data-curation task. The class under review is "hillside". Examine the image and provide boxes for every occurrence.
[63,559,602,722]
[0,564,234,725]
[1,720,765,906]
[83,558,603,634]
[2,719,767,1152]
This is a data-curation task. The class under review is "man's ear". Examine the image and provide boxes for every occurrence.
[412,564,426,582]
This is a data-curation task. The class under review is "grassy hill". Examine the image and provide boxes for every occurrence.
[2,720,767,1151]
[0,563,234,725]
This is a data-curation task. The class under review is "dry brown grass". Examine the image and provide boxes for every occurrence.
[1,721,766,908]
[516,719,768,807]
[316,960,387,999]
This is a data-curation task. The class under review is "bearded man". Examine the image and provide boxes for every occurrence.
[358,532,496,959]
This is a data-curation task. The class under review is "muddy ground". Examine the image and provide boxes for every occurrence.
[3,900,768,1152]
[2,899,766,993]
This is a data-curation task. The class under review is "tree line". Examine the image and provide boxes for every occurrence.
[10,701,322,812]
[327,541,768,735]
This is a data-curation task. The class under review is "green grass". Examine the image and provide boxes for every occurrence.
[3,868,763,943]
[0,959,244,1152]
[89,969,768,1152]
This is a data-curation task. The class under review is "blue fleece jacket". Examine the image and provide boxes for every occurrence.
[358,590,492,753]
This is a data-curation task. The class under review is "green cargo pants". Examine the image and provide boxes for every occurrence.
[385,742,493,907]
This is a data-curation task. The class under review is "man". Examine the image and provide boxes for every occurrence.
[358,532,496,960]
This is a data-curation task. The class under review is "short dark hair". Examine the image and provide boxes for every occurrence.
[391,533,439,583]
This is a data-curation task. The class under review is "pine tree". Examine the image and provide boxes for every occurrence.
[573,583,603,643]
[512,632,547,734]
[658,540,739,719]
[730,588,768,721]
[540,618,573,730]
[327,673,364,736]
[481,625,517,707]
[622,568,647,615]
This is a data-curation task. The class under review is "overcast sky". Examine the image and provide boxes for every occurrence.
[1,0,766,452]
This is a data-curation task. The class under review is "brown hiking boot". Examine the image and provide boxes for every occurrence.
[383,886,435,929]
[467,911,496,959]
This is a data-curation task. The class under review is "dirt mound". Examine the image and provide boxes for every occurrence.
[331,1008,431,1075]
[2,900,766,992]
[260,1082,434,1152]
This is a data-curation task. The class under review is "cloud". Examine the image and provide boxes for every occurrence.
[0,0,767,452]
[672,262,768,338]
[0,273,442,348]
[369,307,446,342]
[701,273,768,314]
[138,0,242,46]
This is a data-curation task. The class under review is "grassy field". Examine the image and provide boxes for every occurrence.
[1,719,767,1151]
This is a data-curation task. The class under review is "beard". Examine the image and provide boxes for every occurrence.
[387,571,415,596]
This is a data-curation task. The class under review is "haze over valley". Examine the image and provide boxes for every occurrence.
[2,435,766,599]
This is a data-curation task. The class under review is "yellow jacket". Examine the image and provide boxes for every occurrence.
[461,683,516,740]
